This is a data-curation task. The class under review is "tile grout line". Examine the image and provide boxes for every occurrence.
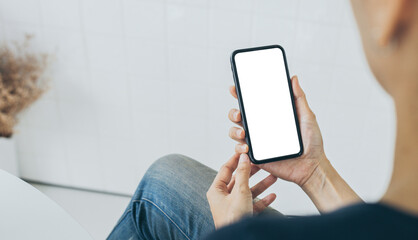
[24,178,133,198]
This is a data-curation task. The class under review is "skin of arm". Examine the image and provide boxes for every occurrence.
[229,75,362,213]
[301,156,362,213]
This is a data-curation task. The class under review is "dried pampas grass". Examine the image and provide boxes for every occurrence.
[0,36,48,138]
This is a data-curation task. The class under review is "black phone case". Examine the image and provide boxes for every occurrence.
[230,45,304,164]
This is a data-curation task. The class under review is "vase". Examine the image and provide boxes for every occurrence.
[0,137,18,176]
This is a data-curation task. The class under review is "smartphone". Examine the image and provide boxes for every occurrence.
[230,45,303,164]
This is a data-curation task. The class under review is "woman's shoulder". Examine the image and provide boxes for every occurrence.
[331,202,418,220]
[205,203,418,240]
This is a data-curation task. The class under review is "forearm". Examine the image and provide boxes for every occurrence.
[301,157,362,213]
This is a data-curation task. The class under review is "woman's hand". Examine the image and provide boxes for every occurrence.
[228,75,361,213]
[206,153,277,229]
[228,75,326,187]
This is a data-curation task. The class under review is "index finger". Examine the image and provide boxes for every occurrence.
[212,153,240,188]
[229,86,238,99]
[234,154,251,188]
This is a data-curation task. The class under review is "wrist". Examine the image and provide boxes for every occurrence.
[300,155,362,213]
[301,154,334,193]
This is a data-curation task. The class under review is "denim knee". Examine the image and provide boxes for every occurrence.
[145,153,200,178]
[137,154,196,192]
[138,153,216,197]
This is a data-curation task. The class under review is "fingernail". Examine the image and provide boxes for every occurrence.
[236,129,242,137]
[239,154,248,163]
[240,144,247,151]
[234,111,239,119]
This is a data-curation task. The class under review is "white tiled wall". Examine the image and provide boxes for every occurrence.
[0,0,395,215]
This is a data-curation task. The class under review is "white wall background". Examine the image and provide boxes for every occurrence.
[0,0,395,215]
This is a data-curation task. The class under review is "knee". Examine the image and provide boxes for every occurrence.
[134,153,216,206]
[148,153,195,174]
[143,153,201,183]
[136,154,199,196]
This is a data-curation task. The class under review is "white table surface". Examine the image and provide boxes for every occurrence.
[0,169,93,240]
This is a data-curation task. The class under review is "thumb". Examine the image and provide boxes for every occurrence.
[291,75,315,121]
[234,154,251,189]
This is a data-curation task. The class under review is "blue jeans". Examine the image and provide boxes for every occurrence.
[107,154,281,240]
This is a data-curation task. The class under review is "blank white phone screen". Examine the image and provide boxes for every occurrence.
[234,48,300,161]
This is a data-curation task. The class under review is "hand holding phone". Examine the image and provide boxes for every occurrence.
[229,45,327,186]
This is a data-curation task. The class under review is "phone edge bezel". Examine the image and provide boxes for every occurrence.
[230,44,304,164]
